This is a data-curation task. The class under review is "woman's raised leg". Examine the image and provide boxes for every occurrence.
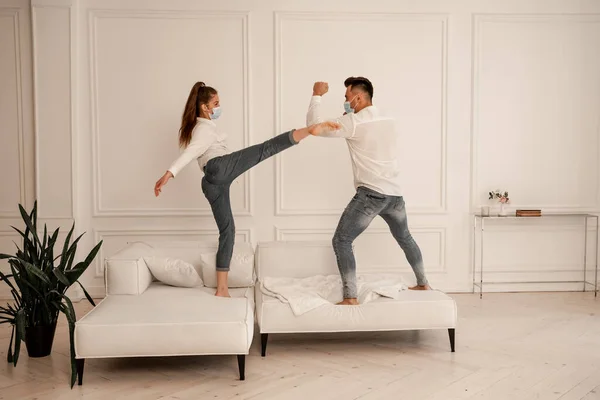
[204,123,339,185]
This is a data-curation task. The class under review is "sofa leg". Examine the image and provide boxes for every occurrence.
[261,333,268,357]
[76,358,85,385]
[448,328,455,352]
[237,355,245,381]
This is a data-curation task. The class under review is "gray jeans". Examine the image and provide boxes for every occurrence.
[202,131,297,271]
[332,186,428,298]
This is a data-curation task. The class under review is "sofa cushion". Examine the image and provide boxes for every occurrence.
[75,284,254,358]
[143,257,203,288]
[256,288,457,333]
[200,245,255,288]
[105,256,153,296]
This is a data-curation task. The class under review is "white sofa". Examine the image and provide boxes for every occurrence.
[255,241,457,356]
[74,241,255,385]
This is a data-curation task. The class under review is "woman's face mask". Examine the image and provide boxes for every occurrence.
[209,106,222,120]
[203,102,221,120]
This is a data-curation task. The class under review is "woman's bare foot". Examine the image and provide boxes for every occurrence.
[336,298,359,305]
[409,284,431,290]
[308,121,342,136]
[215,271,230,297]
[215,288,231,298]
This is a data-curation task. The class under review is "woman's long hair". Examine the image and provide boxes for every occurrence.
[179,82,217,148]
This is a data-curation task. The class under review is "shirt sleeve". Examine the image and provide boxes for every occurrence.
[306,95,355,139]
[167,125,217,177]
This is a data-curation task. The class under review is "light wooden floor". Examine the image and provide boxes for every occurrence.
[1,292,599,399]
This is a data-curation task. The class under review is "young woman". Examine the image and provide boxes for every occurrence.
[154,82,340,297]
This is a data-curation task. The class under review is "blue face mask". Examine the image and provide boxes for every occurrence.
[210,106,222,120]
[343,96,358,114]
[343,101,354,114]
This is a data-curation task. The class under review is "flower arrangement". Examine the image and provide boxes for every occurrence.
[489,190,509,204]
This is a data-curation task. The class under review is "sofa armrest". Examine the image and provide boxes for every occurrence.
[104,242,154,295]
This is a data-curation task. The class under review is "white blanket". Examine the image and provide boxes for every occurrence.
[260,274,407,316]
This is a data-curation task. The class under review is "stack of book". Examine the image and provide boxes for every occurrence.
[516,209,542,217]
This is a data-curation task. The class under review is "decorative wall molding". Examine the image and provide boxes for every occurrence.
[470,13,600,213]
[0,230,20,252]
[0,8,26,218]
[0,231,19,299]
[31,0,74,7]
[477,265,591,274]
[88,10,252,217]
[273,12,449,216]
[275,226,447,273]
[31,4,76,219]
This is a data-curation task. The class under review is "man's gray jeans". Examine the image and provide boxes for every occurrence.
[332,186,428,298]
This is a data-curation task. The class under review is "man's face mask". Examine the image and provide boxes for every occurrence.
[344,95,358,114]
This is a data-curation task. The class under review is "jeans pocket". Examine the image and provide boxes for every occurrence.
[366,193,385,201]
[393,196,406,212]
[362,195,385,216]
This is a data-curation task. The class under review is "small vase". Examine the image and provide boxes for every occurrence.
[499,203,507,217]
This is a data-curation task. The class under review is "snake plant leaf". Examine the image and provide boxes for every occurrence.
[76,281,96,307]
[18,204,41,249]
[51,293,77,388]
[53,268,70,286]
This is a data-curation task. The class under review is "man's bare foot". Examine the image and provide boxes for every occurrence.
[336,298,359,305]
[308,121,341,136]
[215,288,231,297]
[409,284,431,290]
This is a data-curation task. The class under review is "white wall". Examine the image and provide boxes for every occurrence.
[1,0,600,298]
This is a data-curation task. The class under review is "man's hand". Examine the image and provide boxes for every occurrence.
[313,81,329,96]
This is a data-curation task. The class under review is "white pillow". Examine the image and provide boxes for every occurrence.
[143,257,203,288]
[200,251,255,288]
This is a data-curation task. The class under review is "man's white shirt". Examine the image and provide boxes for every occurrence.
[306,96,402,196]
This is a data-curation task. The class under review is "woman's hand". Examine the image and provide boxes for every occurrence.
[154,171,174,197]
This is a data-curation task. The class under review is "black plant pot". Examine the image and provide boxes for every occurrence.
[25,322,57,358]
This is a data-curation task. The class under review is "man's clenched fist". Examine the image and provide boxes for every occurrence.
[313,81,329,96]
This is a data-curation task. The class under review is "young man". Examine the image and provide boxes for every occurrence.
[307,77,430,305]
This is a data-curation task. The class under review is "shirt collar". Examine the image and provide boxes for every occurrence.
[197,117,216,126]
[357,105,377,115]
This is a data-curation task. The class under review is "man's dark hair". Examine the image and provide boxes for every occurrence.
[344,76,373,100]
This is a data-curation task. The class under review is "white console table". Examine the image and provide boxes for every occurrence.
[472,213,599,298]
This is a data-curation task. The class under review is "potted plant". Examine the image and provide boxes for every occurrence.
[488,190,510,216]
[0,202,102,388]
